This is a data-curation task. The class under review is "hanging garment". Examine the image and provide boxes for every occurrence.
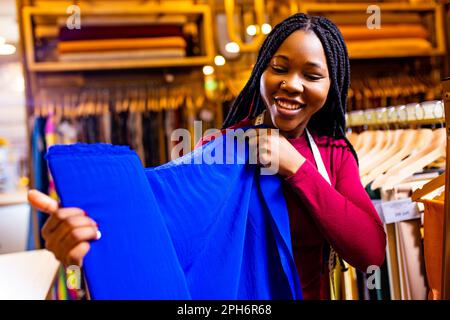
[30,117,50,249]
[381,186,428,300]
[46,126,303,300]
[422,198,444,300]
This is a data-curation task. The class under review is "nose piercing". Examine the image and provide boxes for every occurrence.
[281,80,287,87]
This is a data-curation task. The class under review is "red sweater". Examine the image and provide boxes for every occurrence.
[196,120,386,300]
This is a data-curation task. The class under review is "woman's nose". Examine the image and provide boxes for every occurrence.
[280,75,304,94]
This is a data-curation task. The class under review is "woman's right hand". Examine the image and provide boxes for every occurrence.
[27,189,99,267]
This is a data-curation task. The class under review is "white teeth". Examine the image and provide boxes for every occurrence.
[275,98,303,110]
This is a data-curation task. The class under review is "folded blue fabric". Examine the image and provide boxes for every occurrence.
[46,127,302,300]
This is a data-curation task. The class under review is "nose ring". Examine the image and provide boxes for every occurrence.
[281,80,287,88]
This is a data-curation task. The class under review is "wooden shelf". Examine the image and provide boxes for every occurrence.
[22,3,215,72]
[298,2,446,60]
[28,56,213,72]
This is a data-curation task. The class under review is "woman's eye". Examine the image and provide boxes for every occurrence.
[306,74,323,81]
[271,66,286,73]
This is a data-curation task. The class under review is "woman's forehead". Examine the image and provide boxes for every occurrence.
[272,30,328,68]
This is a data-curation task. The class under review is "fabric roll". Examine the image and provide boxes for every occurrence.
[58,49,186,62]
[346,38,432,57]
[46,127,303,300]
[58,37,187,54]
[56,16,188,27]
[59,25,184,42]
[326,13,423,25]
[340,24,428,41]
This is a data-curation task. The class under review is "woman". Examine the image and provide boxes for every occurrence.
[28,13,386,300]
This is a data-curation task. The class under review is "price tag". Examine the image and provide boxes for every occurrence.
[380,198,420,224]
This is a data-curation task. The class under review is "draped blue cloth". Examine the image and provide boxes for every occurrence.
[46,127,302,300]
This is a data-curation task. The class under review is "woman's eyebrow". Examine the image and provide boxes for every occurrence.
[304,61,325,70]
[273,54,289,61]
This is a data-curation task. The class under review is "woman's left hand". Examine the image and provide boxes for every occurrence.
[248,128,306,177]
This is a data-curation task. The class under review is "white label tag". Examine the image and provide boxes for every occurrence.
[380,198,421,224]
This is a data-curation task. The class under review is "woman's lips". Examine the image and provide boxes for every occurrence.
[273,97,306,117]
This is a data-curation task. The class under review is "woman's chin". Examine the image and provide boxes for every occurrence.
[273,117,300,133]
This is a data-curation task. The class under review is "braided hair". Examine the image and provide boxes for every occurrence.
[221,13,358,163]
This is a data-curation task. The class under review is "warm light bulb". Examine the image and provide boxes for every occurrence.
[261,23,272,34]
[214,55,226,66]
[225,42,240,53]
[202,65,214,76]
[246,25,257,36]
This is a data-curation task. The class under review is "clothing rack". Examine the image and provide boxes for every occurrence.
[346,100,445,127]
[442,77,450,300]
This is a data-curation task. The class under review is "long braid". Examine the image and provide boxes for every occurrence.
[222,13,358,164]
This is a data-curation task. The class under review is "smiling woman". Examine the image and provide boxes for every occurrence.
[217,13,386,300]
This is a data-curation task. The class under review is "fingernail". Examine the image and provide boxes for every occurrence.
[96,230,102,240]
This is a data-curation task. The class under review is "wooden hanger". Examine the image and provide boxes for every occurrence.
[360,129,402,179]
[411,173,445,202]
[359,130,388,170]
[380,128,446,189]
[363,129,419,188]
[371,128,434,189]
[355,130,377,158]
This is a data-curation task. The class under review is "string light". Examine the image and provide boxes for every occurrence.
[225,42,240,53]
[261,23,272,34]
[246,25,257,36]
[202,65,214,76]
[214,55,226,66]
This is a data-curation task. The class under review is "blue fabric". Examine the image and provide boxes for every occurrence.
[46,127,302,300]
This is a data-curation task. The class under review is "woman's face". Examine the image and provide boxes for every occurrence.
[260,30,331,138]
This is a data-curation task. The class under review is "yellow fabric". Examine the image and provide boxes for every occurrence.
[329,256,342,300]
[346,38,432,57]
[342,263,359,300]
[422,197,444,300]
[58,37,187,53]
[329,254,359,300]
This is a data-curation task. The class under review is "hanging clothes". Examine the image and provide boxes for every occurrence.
[30,116,50,249]
[46,126,303,300]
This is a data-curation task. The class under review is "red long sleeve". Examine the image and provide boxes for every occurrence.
[283,131,386,298]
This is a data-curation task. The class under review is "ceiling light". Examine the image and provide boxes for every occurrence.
[214,55,226,66]
[225,42,240,53]
[261,23,272,35]
[202,65,214,76]
[246,25,257,36]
